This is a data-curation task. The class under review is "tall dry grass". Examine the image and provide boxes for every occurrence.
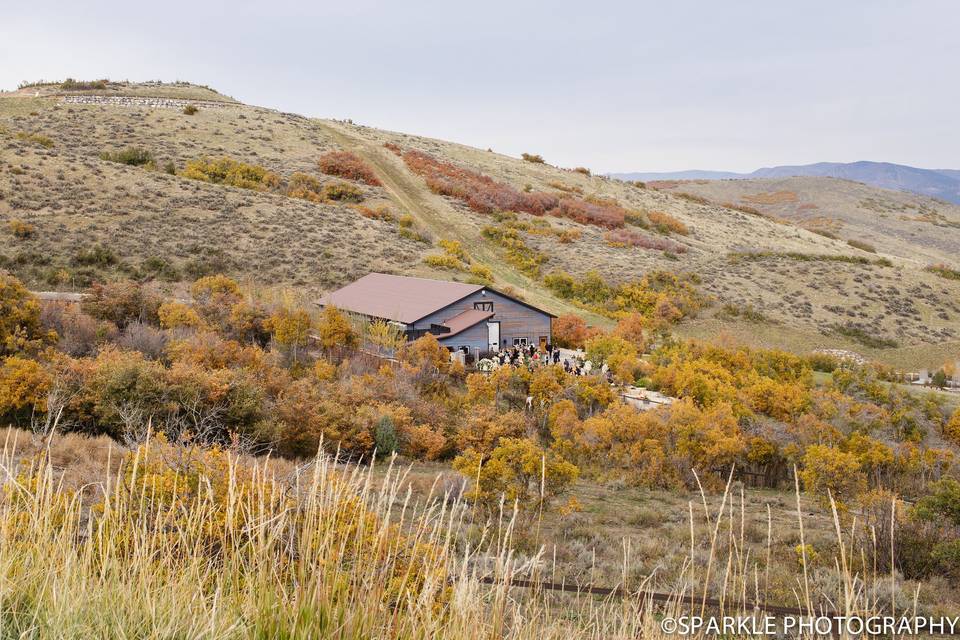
[0,431,915,638]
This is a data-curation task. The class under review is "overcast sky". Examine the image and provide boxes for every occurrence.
[3,1,957,173]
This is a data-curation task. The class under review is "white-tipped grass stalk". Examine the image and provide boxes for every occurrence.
[793,464,814,615]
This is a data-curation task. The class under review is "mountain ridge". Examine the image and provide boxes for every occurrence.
[612,160,960,204]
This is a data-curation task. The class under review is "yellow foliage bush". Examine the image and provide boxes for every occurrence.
[181,157,281,191]
[453,437,578,513]
[0,356,50,416]
[157,301,203,329]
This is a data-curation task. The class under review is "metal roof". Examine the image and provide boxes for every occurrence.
[318,273,484,324]
[440,309,495,338]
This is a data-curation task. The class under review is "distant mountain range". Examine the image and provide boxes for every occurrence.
[610,161,960,204]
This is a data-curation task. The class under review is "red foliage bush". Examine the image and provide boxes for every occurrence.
[554,198,626,228]
[318,151,381,186]
[603,229,687,253]
[402,150,625,229]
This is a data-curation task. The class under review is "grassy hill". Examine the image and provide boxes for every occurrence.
[2,82,959,367]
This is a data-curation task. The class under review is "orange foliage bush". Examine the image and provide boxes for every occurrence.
[318,151,381,186]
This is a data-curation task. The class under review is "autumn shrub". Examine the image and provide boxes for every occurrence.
[551,314,597,349]
[603,228,687,253]
[521,153,545,164]
[322,181,364,202]
[572,167,590,175]
[6,219,36,239]
[182,104,199,115]
[647,210,689,235]
[481,225,547,277]
[318,151,381,186]
[0,356,50,421]
[847,238,876,253]
[286,172,323,202]
[181,157,281,192]
[316,306,357,354]
[60,78,108,90]
[469,264,494,284]
[403,150,630,228]
[157,301,203,330]
[0,274,55,355]
[925,263,960,281]
[357,204,395,222]
[454,437,578,514]
[544,269,702,322]
[83,280,161,329]
[382,141,402,155]
[99,147,155,167]
[424,254,464,271]
[15,132,54,148]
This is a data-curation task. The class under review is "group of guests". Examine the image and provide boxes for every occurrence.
[487,343,598,377]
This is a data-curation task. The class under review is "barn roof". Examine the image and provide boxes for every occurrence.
[440,309,495,338]
[318,273,483,324]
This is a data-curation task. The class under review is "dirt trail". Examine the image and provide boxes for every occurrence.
[315,121,606,322]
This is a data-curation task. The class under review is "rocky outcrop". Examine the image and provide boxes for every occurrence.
[60,95,234,110]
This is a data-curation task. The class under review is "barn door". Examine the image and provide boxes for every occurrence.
[487,322,500,352]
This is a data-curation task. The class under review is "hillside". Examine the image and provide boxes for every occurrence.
[613,160,960,204]
[2,82,959,367]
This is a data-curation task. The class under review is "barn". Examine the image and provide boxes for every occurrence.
[318,273,554,357]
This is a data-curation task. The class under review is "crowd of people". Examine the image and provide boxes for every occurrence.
[478,343,604,377]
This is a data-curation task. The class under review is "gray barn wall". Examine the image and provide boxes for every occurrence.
[413,289,551,350]
[438,322,489,352]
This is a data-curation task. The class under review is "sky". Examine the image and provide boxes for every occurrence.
[3,0,958,173]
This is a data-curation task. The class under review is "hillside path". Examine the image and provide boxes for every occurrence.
[314,121,604,321]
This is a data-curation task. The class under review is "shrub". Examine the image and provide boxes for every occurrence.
[60,78,108,90]
[82,280,161,329]
[286,172,323,202]
[674,191,709,205]
[72,245,117,267]
[181,157,281,192]
[572,167,590,175]
[182,104,199,115]
[423,254,464,271]
[521,153,545,164]
[453,437,578,514]
[847,239,877,253]
[383,142,402,155]
[158,301,202,329]
[318,151,381,186]
[800,444,865,510]
[316,306,357,353]
[402,150,627,228]
[603,229,687,253]
[647,211,689,235]
[322,181,364,203]
[925,264,960,281]
[944,409,960,447]
[552,314,597,349]
[0,356,50,418]
[831,322,899,349]
[374,415,399,457]
[100,147,155,167]
[469,264,494,284]
[15,132,54,148]
[6,220,36,239]
[357,205,395,222]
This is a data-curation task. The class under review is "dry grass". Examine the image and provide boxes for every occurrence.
[0,428,943,637]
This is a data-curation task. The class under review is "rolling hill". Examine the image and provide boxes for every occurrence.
[613,160,960,204]
[2,81,959,368]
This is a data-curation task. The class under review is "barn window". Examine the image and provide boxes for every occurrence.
[474,301,493,312]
